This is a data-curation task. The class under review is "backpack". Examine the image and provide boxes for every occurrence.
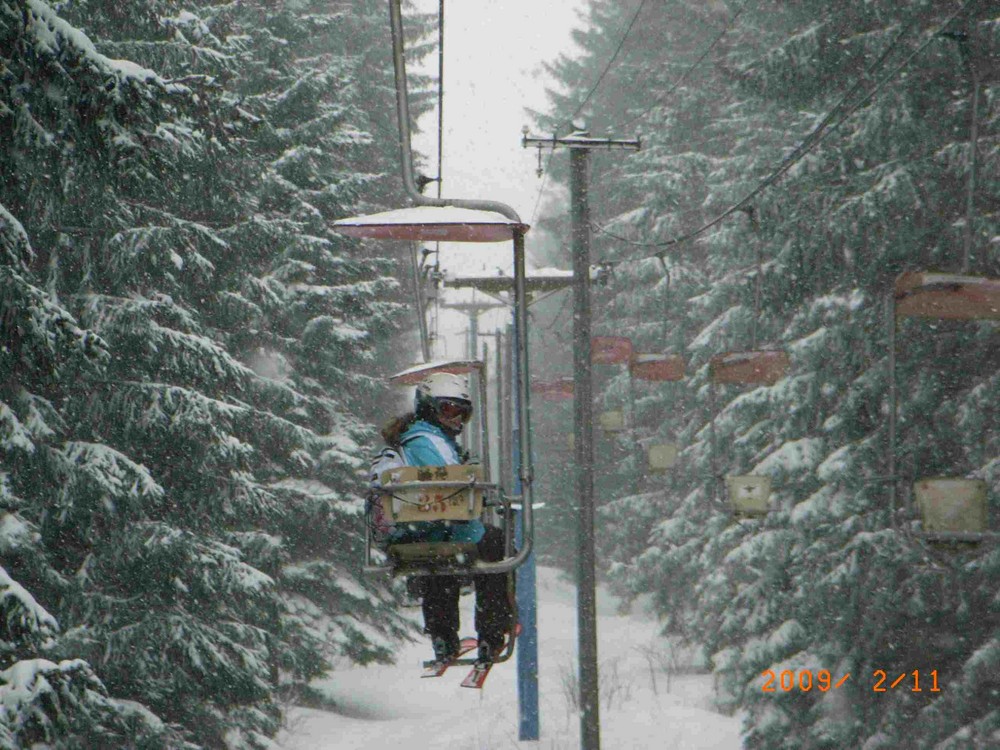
[366,447,406,546]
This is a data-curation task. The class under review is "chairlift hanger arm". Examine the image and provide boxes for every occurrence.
[389,0,521,223]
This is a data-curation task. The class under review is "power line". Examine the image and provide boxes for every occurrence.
[570,0,752,195]
[527,0,649,228]
[570,0,651,124]
[590,0,980,262]
[621,1,749,129]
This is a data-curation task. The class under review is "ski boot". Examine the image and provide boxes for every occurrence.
[431,632,461,663]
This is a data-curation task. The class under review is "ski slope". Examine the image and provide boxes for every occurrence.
[278,567,744,749]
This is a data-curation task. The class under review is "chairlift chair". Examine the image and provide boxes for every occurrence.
[708,349,790,518]
[630,353,686,475]
[887,272,1000,545]
[364,359,521,576]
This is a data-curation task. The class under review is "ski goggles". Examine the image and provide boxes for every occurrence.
[436,398,473,423]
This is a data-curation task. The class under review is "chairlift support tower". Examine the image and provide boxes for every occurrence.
[444,271,573,742]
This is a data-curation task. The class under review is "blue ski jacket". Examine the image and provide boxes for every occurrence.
[389,419,485,544]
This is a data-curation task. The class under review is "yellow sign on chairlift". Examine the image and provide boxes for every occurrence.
[726,475,771,517]
[378,465,485,523]
[598,410,626,433]
[647,444,678,472]
[914,478,987,535]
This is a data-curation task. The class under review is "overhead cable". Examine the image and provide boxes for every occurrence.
[621,1,749,129]
[591,0,980,262]
[528,0,649,227]
[570,0,651,125]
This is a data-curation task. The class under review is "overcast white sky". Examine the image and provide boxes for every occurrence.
[407,0,584,356]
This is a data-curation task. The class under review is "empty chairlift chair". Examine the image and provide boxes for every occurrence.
[629,352,686,474]
[888,272,1000,544]
[708,350,790,518]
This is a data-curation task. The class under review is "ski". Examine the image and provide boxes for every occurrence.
[459,624,522,689]
[421,637,478,678]
[459,659,494,689]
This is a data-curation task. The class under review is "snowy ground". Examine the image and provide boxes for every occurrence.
[277,567,744,749]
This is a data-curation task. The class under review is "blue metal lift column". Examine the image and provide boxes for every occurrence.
[510,321,539,741]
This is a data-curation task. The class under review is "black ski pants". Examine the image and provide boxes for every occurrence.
[422,525,513,646]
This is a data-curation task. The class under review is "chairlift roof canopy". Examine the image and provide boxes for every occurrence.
[710,350,789,385]
[895,271,1000,320]
[446,273,574,294]
[389,359,485,386]
[532,376,575,401]
[334,206,529,243]
[631,353,686,382]
[591,336,634,365]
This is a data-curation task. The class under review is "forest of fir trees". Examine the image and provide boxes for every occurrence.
[0,0,436,746]
[531,1,1000,748]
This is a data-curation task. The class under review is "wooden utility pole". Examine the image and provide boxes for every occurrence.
[522,129,639,750]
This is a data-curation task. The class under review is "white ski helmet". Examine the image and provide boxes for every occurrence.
[414,372,472,425]
[414,371,471,406]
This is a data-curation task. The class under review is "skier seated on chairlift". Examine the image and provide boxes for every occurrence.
[368,372,514,665]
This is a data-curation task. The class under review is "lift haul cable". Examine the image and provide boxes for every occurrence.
[436,0,444,200]
[621,0,750,130]
[527,0,649,225]
[570,0,651,125]
[587,0,981,265]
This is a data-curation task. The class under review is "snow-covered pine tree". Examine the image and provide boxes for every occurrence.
[3,0,428,745]
[205,0,428,692]
[0,196,179,747]
[3,3,287,746]
[538,1,1000,747]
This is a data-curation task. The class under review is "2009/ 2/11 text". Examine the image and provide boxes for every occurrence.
[760,669,941,693]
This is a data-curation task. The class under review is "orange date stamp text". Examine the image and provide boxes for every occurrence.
[760,669,941,693]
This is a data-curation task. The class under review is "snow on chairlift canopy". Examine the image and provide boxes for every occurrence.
[333,205,529,243]
[388,359,485,386]
[894,272,1000,320]
[444,269,574,295]
[709,350,790,386]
